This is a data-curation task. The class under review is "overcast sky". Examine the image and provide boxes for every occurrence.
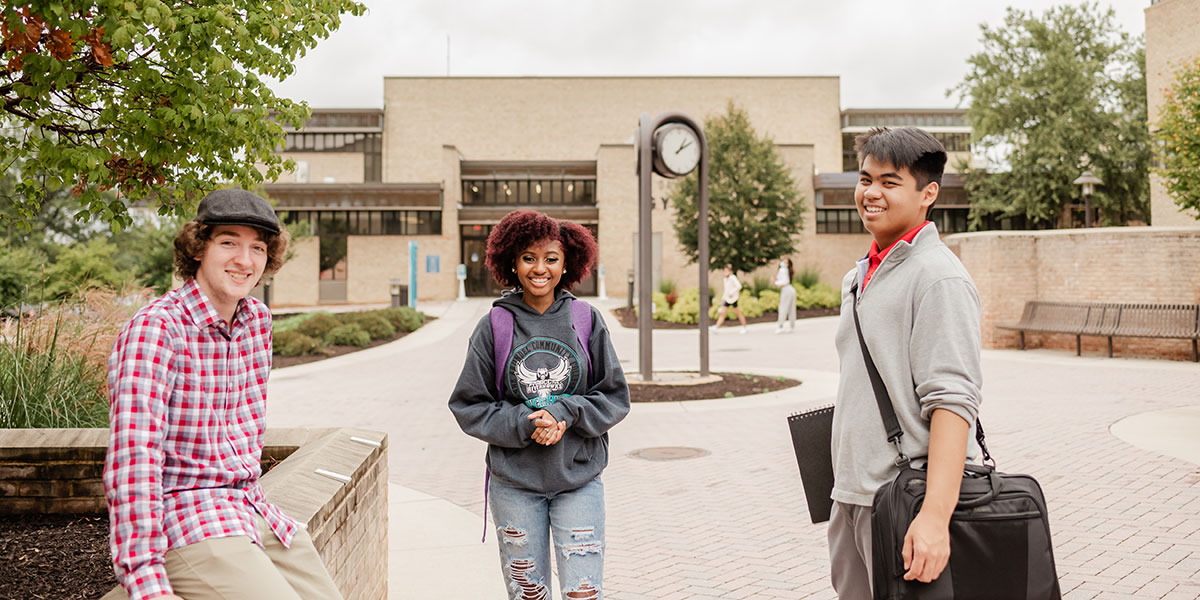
[265,1,1149,110]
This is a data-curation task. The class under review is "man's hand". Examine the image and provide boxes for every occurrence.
[528,410,566,445]
[902,508,951,582]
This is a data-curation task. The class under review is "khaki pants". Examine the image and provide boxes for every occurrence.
[102,515,342,600]
[827,500,874,600]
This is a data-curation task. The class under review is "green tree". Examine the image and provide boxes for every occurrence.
[0,240,47,310]
[42,237,133,300]
[670,102,805,274]
[110,213,185,294]
[0,0,365,232]
[952,3,1151,228]
[1154,57,1200,218]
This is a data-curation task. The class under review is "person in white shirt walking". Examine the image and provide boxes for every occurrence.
[710,264,747,334]
[775,257,797,334]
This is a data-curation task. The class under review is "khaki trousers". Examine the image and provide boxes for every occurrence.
[827,500,874,600]
[102,515,342,600]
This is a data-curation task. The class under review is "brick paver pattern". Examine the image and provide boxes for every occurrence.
[268,299,1200,599]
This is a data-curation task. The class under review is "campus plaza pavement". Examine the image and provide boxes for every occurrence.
[267,297,1200,599]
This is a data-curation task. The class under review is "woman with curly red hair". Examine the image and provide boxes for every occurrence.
[449,209,629,600]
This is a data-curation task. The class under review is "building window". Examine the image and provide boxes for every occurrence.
[461,179,595,206]
[815,209,868,234]
[282,132,383,182]
[282,210,442,236]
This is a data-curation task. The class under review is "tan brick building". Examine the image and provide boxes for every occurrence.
[1146,0,1200,226]
[261,77,975,306]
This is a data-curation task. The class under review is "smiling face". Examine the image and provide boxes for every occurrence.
[855,155,938,250]
[516,239,565,312]
[194,225,267,321]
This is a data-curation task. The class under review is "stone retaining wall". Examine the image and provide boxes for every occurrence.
[0,427,387,600]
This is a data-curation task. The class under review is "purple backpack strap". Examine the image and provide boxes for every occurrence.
[571,299,593,381]
[489,306,514,399]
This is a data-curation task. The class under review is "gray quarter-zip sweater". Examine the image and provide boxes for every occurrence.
[832,222,983,506]
[449,289,630,495]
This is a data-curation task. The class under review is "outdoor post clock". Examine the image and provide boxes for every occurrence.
[652,123,701,178]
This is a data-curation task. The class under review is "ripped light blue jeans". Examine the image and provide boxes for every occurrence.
[488,475,605,600]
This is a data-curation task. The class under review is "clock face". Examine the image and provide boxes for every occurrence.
[656,124,700,177]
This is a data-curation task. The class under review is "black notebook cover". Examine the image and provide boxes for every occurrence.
[787,405,835,524]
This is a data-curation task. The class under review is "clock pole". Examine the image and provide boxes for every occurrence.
[635,111,710,382]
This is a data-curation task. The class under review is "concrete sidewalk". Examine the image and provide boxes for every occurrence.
[269,296,1200,599]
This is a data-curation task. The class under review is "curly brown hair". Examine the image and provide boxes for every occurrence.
[485,210,598,291]
[173,222,290,281]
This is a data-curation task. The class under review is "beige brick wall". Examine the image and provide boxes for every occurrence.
[596,144,638,302]
[945,227,1200,360]
[1146,0,1200,226]
[271,236,320,308]
[275,152,365,184]
[346,235,458,304]
[0,428,390,600]
[383,77,842,183]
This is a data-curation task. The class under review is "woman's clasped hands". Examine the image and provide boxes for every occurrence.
[528,409,566,446]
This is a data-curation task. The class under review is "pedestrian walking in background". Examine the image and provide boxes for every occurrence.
[775,257,797,333]
[710,264,748,334]
[449,209,630,600]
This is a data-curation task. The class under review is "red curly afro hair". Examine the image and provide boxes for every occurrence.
[485,209,598,291]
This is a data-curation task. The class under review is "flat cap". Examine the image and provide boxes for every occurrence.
[195,189,281,234]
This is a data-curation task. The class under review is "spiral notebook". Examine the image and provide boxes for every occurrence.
[787,405,836,524]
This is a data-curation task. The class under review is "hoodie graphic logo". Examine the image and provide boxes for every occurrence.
[507,337,581,405]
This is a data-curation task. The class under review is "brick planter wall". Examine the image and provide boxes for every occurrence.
[944,226,1200,360]
[0,427,387,600]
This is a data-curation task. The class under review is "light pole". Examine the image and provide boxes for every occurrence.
[1072,170,1103,228]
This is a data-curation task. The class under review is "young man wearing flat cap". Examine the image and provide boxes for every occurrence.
[102,189,343,600]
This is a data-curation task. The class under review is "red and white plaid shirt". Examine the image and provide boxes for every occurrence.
[104,279,298,600]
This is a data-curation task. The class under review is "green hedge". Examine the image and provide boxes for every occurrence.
[644,282,839,325]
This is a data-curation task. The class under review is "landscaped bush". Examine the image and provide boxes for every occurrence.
[0,288,150,428]
[273,330,322,357]
[758,289,781,310]
[378,307,425,332]
[749,274,774,296]
[797,265,822,289]
[353,315,397,341]
[641,279,839,325]
[325,324,371,347]
[295,313,341,339]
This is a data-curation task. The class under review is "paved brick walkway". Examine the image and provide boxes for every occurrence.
[268,297,1200,599]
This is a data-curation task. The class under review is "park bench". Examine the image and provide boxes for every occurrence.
[998,301,1200,362]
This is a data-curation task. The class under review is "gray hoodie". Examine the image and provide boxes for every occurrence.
[449,289,630,494]
[832,223,983,506]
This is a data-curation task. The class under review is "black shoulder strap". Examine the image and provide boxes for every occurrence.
[850,280,993,467]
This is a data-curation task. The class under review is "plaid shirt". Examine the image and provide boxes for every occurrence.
[104,279,298,600]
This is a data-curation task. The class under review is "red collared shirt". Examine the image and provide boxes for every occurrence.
[104,279,298,600]
[862,221,932,291]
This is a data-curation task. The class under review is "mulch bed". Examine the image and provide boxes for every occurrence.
[272,316,436,369]
[629,372,800,402]
[0,514,115,599]
[611,306,839,329]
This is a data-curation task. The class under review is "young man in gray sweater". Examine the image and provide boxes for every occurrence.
[828,127,983,599]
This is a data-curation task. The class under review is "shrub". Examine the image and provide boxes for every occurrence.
[273,330,322,357]
[797,265,822,289]
[750,274,774,296]
[651,292,671,320]
[658,279,677,295]
[325,324,371,347]
[354,315,397,341]
[296,313,341,339]
[0,288,150,428]
[809,282,841,308]
[758,289,780,310]
[379,307,425,332]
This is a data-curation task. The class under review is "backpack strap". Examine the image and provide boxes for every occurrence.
[571,298,593,383]
[491,299,594,399]
[489,306,514,399]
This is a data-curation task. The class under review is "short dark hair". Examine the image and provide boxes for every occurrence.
[173,222,290,281]
[854,127,947,190]
[485,210,598,291]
